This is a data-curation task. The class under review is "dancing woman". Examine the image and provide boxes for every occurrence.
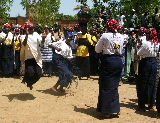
[95,19,125,118]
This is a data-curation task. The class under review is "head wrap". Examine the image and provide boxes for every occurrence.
[139,27,147,33]
[43,25,49,29]
[14,27,20,32]
[3,23,11,28]
[36,24,42,28]
[24,20,33,28]
[146,28,158,44]
[69,26,73,31]
[74,24,81,29]
[106,19,119,32]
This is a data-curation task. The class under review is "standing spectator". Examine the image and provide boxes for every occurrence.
[13,27,21,76]
[95,19,125,118]
[0,27,6,76]
[0,23,14,77]
[141,10,150,28]
[75,26,93,79]
[127,9,139,29]
[116,11,126,27]
[40,27,54,77]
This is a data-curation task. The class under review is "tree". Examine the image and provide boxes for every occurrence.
[120,0,160,16]
[56,13,78,20]
[0,0,13,23]
[20,0,60,26]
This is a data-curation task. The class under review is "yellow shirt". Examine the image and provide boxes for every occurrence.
[91,35,98,46]
[76,33,93,57]
[14,40,21,50]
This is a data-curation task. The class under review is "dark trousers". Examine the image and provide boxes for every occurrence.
[22,58,42,87]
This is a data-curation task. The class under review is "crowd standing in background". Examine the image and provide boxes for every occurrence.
[0,6,160,119]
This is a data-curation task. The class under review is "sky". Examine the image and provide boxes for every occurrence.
[9,0,95,17]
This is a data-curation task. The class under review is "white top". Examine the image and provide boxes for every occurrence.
[95,32,125,55]
[137,40,159,58]
[0,31,6,38]
[20,33,42,68]
[49,39,73,59]
[4,32,13,45]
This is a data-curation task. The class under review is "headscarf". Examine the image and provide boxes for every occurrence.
[139,27,147,33]
[24,20,33,28]
[106,19,120,32]
[146,28,158,44]
[3,23,11,28]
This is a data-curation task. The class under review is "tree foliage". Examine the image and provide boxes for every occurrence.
[120,0,160,16]
[0,0,13,22]
[20,0,60,26]
[56,13,78,20]
[76,0,160,27]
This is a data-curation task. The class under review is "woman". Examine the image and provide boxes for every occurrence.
[75,26,94,79]
[20,25,43,90]
[137,28,159,111]
[95,19,125,118]
[50,34,80,92]
[13,27,21,76]
[0,23,14,77]
[40,27,55,76]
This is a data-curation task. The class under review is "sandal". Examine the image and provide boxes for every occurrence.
[104,113,120,119]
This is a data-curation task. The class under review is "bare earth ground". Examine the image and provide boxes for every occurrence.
[0,76,159,123]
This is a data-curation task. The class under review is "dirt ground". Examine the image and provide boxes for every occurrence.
[0,75,159,123]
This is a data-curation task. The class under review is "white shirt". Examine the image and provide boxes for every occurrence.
[49,39,73,59]
[137,40,159,58]
[4,32,13,45]
[0,32,6,45]
[20,34,42,68]
[0,31,6,39]
[95,32,125,55]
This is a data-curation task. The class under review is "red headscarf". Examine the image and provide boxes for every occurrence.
[106,19,120,32]
[3,23,11,28]
[146,28,158,44]
[139,27,147,33]
[24,20,33,28]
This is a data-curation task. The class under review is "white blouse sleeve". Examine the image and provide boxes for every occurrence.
[137,43,147,56]
[95,34,105,53]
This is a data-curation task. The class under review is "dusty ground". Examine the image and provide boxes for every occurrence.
[0,75,159,123]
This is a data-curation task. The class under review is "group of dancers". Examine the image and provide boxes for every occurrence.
[0,16,160,118]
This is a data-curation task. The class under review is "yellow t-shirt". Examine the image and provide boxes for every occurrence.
[14,40,21,50]
[91,35,98,46]
[76,33,93,57]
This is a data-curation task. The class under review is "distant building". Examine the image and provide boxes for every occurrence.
[0,17,78,31]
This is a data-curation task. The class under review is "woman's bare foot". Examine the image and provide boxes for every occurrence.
[52,83,59,92]
[59,86,65,92]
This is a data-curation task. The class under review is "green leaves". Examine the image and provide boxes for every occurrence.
[0,0,13,19]
[20,0,60,26]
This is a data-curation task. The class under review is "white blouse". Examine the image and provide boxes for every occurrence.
[95,32,125,55]
[49,39,73,59]
[137,40,159,58]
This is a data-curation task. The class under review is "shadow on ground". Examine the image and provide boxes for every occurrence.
[36,88,67,96]
[120,98,157,118]
[2,93,36,102]
[74,104,120,120]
